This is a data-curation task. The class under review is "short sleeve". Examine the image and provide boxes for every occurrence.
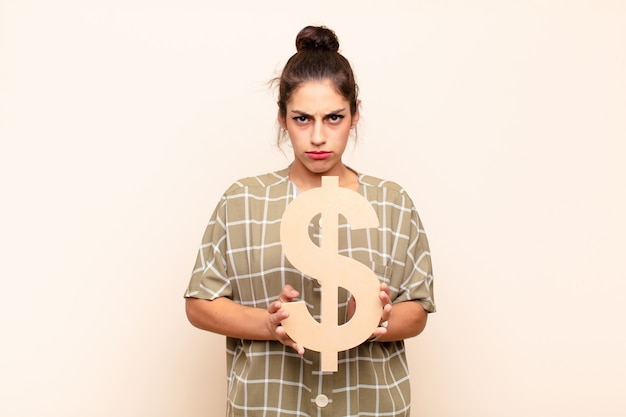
[395,200,436,313]
[184,196,232,300]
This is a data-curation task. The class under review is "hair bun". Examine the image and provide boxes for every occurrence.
[295,26,339,53]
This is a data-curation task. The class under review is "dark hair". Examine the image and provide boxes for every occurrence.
[276,26,359,144]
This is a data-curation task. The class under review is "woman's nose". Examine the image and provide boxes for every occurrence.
[311,124,326,145]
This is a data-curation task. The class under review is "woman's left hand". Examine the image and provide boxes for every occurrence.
[347,282,393,340]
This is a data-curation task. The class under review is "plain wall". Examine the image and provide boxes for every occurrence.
[1,1,625,416]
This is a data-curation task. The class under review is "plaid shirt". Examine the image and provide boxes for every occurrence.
[185,167,435,417]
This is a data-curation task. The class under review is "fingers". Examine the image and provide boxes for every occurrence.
[267,285,304,355]
[275,325,305,355]
[379,282,392,322]
[380,282,391,305]
[347,283,392,324]
[346,295,356,320]
[267,300,288,319]
[381,301,392,323]
[365,282,392,342]
[279,284,300,303]
[370,324,388,339]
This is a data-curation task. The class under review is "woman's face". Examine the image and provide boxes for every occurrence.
[279,79,359,179]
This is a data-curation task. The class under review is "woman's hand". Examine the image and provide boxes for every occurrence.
[347,282,393,341]
[266,285,305,355]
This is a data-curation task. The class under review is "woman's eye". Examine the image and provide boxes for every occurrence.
[327,114,345,124]
[293,116,308,124]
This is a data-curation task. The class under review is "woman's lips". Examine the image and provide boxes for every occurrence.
[307,151,332,160]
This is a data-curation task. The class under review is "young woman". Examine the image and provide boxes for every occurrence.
[185,25,436,417]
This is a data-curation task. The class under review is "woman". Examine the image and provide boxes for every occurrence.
[185,25,435,417]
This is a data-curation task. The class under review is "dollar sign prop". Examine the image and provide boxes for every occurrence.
[280,176,382,372]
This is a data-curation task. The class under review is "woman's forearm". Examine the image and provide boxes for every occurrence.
[374,300,428,343]
[186,296,427,345]
[186,297,274,340]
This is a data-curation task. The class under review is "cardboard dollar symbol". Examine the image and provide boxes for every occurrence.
[279,176,382,372]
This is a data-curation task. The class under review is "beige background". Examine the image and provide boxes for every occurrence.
[1,1,625,416]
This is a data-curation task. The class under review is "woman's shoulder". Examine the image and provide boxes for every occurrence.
[223,167,291,196]
[359,173,408,195]
[358,172,420,208]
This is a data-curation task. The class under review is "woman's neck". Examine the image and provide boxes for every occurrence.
[289,164,359,192]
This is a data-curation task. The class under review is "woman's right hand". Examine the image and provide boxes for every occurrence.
[267,285,305,355]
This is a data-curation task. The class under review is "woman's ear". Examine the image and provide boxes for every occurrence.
[350,100,361,128]
[277,107,287,130]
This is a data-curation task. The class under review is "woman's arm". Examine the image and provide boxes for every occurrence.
[185,285,305,354]
[186,282,425,351]
[186,297,273,339]
[372,300,428,342]
[347,283,428,343]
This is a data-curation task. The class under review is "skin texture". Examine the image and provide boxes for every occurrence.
[186,79,428,353]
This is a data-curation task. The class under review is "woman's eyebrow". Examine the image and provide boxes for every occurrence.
[290,110,311,116]
[289,108,346,116]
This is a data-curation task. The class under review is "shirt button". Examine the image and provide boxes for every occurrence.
[315,394,329,408]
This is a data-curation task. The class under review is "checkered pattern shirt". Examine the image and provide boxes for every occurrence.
[185,167,435,417]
